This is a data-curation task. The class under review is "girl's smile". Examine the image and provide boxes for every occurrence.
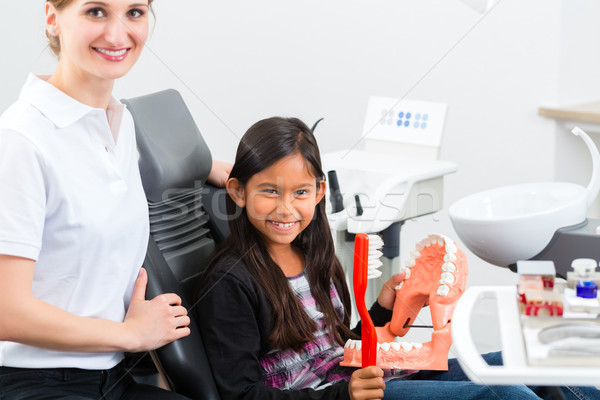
[228,153,326,255]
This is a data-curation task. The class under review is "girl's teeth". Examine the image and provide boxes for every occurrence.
[273,221,294,228]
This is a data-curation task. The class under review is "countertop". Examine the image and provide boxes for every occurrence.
[539,101,600,124]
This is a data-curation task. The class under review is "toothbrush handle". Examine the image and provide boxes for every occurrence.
[353,233,377,367]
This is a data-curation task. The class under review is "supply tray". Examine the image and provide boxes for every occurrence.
[452,286,600,386]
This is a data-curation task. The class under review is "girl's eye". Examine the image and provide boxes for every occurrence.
[296,189,308,196]
[128,8,145,18]
[87,8,106,18]
[262,189,278,195]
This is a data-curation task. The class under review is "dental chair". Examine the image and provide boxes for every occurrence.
[122,89,229,400]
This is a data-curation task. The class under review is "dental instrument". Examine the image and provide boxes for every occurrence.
[538,321,600,344]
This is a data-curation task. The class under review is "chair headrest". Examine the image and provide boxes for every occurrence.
[122,89,213,203]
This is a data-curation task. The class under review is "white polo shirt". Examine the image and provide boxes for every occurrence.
[0,74,150,369]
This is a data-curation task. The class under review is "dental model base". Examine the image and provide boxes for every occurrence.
[341,234,468,370]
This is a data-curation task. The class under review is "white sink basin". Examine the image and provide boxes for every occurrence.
[449,182,588,266]
[449,127,600,267]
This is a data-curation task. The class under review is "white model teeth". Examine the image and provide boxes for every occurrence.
[96,48,127,56]
[394,281,404,290]
[405,258,415,268]
[365,341,424,352]
[410,250,420,258]
[437,284,450,296]
[442,262,456,272]
[444,253,457,262]
[445,243,458,254]
[400,267,411,279]
[345,340,362,350]
[440,272,455,285]
[401,342,413,351]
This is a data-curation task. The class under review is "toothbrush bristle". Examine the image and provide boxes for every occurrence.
[367,234,384,249]
[367,235,384,280]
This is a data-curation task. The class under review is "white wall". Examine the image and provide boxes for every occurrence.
[3,0,596,292]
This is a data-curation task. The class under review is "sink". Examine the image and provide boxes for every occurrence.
[449,182,588,266]
[449,127,600,267]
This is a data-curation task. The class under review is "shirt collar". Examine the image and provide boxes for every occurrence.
[19,73,123,129]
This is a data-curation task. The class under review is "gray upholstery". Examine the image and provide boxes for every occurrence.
[122,89,228,400]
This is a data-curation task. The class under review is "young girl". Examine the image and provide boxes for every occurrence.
[196,117,595,400]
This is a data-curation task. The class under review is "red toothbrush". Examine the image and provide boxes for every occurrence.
[353,233,383,367]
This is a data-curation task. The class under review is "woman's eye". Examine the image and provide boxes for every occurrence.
[128,8,145,18]
[87,8,106,18]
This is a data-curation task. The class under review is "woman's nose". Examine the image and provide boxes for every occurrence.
[104,17,129,45]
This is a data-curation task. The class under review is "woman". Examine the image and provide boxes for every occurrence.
[0,1,227,398]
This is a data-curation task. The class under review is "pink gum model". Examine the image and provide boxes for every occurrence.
[341,234,468,371]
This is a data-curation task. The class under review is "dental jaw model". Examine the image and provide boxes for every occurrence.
[341,234,468,370]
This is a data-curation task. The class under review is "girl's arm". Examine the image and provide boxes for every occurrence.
[196,262,353,400]
[0,255,190,353]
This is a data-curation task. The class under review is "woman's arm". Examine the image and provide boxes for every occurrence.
[0,255,190,353]
[206,159,233,187]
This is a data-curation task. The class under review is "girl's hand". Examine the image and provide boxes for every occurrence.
[123,268,191,352]
[377,272,405,310]
[207,160,233,187]
[348,366,385,400]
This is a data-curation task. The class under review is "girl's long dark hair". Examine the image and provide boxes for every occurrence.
[205,117,357,351]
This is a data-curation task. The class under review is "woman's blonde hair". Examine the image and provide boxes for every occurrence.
[46,0,154,57]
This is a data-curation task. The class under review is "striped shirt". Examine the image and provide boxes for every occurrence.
[259,272,352,390]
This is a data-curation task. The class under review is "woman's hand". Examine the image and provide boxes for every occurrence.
[206,160,233,187]
[377,272,405,311]
[348,366,385,400]
[123,268,191,352]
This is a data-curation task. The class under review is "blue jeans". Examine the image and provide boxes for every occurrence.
[384,352,600,400]
[0,361,190,400]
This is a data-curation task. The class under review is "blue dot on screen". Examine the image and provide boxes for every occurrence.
[414,121,419,128]
[415,113,421,120]
[406,112,412,119]
[421,122,427,129]
[398,112,404,118]
[404,120,410,127]
[423,114,429,121]
[397,120,403,126]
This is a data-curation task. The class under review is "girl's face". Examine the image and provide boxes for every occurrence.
[46,0,149,82]
[228,154,326,253]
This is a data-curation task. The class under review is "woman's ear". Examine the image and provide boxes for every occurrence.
[226,178,246,208]
[45,2,59,36]
[316,180,326,204]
